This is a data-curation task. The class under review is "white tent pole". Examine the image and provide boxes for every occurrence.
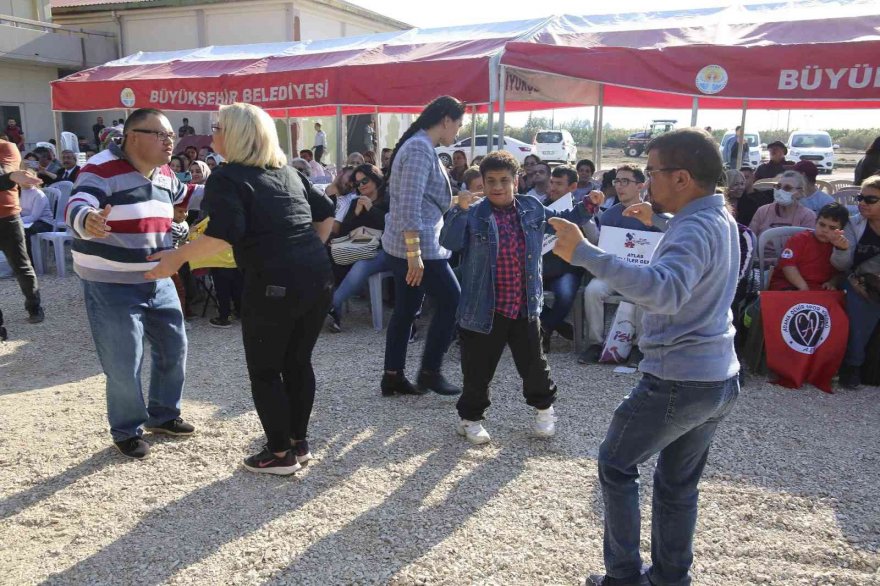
[690,96,699,126]
[470,105,477,162]
[736,100,748,170]
[486,102,495,153]
[597,85,605,170]
[592,105,599,163]
[285,113,293,162]
[335,106,343,167]
[374,106,380,151]
[497,65,507,152]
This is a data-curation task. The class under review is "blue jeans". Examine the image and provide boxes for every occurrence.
[82,278,187,442]
[541,271,580,332]
[384,255,460,372]
[332,250,390,315]
[599,374,739,586]
[843,278,880,367]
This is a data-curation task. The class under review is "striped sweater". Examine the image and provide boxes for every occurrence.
[66,143,186,284]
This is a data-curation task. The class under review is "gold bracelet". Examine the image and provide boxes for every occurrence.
[405,237,420,244]
[406,250,422,258]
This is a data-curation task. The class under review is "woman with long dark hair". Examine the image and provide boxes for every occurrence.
[326,163,391,332]
[855,136,880,185]
[145,102,335,475]
[380,95,465,397]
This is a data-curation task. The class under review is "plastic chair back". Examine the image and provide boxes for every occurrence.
[833,187,860,206]
[830,179,856,191]
[51,188,71,230]
[757,226,810,288]
[814,179,835,194]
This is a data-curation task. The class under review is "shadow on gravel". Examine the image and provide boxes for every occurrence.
[263,439,526,584]
[40,420,502,585]
[0,448,117,521]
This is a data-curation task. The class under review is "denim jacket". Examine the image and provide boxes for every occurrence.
[440,194,594,334]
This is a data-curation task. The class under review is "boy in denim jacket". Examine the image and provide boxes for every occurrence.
[441,151,603,444]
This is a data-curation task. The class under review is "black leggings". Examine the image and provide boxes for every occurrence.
[240,269,332,452]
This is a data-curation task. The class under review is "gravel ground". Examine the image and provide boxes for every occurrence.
[0,274,878,585]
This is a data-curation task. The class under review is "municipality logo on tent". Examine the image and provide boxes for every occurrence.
[695,65,728,95]
[120,88,136,108]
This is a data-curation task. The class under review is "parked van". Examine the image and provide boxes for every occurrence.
[787,130,838,174]
[720,130,762,169]
[534,129,576,164]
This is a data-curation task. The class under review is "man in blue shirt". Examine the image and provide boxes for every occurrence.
[795,160,834,213]
[551,128,740,586]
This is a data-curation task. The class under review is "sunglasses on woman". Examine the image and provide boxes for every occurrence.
[856,194,880,205]
[354,177,372,187]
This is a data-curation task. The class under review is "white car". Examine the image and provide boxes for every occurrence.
[435,135,535,166]
[534,129,577,164]
[720,131,762,168]
[787,130,838,174]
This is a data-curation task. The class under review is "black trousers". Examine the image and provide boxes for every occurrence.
[457,314,556,421]
[241,268,332,453]
[0,215,41,312]
[24,220,53,264]
[211,267,243,319]
[314,145,325,164]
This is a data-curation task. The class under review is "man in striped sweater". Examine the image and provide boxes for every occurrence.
[67,108,195,459]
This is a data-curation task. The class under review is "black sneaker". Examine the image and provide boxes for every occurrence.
[556,321,574,341]
[381,372,428,397]
[27,307,45,324]
[209,317,233,328]
[145,417,195,436]
[292,440,312,465]
[417,370,462,396]
[243,446,301,475]
[578,344,604,364]
[114,436,150,459]
[839,364,861,389]
[585,574,651,586]
[326,309,342,333]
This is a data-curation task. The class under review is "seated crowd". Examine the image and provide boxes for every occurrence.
[4,120,879,391]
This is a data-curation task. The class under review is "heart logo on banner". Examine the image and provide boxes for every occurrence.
[793,310,822,347]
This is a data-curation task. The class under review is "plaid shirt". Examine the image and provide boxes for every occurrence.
[382,129,453,260]
[493,203,527,319]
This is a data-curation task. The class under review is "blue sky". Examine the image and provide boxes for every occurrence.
[348,0,877,131]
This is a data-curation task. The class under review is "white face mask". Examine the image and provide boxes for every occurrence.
[774,189,794,206]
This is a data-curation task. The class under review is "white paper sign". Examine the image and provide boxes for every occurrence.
[541,193,573,255]
[597,226,663,266]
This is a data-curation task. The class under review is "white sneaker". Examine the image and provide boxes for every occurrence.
[533,406,556,438]
[456,419,491,445]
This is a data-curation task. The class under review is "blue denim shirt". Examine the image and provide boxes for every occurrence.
[441,194,593,334]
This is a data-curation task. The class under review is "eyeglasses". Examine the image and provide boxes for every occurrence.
[211,123,222,133]
[130,129,175,142]
[645,168,684,179]
[774,183,801,192]
[354,177,372,187]
[856,194,880,204]
[612,178,638,186]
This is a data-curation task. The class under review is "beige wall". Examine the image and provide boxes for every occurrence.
[0,62,59,149]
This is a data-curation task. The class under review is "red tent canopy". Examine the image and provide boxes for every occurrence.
[501,2,880,109]
[50,18,586,114]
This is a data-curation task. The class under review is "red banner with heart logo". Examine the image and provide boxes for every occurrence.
[761,291,848,393]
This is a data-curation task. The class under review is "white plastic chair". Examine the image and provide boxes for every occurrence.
[757,226,810,289]
[815,179,835,194]
[49,181,74,229]
[32,185,75,276]
[830,179,856,191]
[368,271,394,331]
[833,187,860,206]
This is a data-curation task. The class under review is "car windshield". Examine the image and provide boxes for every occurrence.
[791,134,832,148]
[536,131,563,143]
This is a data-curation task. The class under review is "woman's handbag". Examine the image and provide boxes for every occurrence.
[330,226,383,266]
